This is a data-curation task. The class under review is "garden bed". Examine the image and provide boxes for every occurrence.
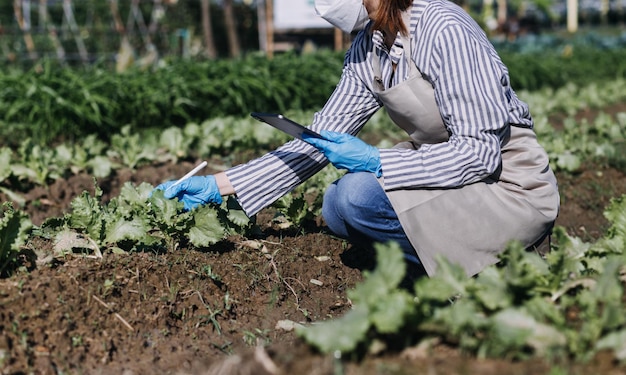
[1,106,626,374]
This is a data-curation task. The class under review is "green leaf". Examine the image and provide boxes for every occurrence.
[472,266,511,311]
[555,152,581,172]
[88,156,113,178]
[490,308,566,354]
[299,243,414,353]
[225,196,251,228]
[430,298,486,338]
[595,330,626,361]
[159,127,191,160]
[348,242,407,306]
[0,187,26,208]
[499,241,550,294]
[187,205,226,247]
[593,257,624,305]
[524,296,566,327]
[414,256,468,303]
[370,292,414,333]
[0,204,31,252]
[149,190,184,228]
[0,203,32,274]
[0,147,13,182]
[119,181,153,205]
[603,195,626,239]
[296,305,371,353]
[104,217,151,244]
[69,190,104,242]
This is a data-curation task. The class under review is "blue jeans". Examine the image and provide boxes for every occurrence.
[322,172,422,267]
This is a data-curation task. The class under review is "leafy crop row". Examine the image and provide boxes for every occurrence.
[0,78,624,365]
[299,195,626,363]
[3,161,625,363]
[0,79,625,197]
[0,51,344,144]
[501,46,626,92]
[0,82,622,279]
[519,80,626,172]
[2,44,626,144]
[37,182,254,257]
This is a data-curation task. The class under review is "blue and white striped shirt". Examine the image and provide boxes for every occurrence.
[226,0,533,217]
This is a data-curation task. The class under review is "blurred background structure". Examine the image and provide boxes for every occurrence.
[0,0,625,67]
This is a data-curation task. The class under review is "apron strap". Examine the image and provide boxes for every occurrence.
[372,10,417,91]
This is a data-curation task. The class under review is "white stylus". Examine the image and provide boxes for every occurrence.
[170,161,208,187]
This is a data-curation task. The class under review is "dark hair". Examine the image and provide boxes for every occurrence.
[371,0,413,36]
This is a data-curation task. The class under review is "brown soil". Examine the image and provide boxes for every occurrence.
[2,109,626,374]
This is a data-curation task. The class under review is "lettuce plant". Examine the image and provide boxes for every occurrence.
[0,202,32,276]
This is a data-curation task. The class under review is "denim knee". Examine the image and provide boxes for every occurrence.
[321,173,423,267]
[321,179,349,238]
[322,172,382,234]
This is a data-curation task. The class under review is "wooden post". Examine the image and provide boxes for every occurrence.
[13,0,38,60]
[496,0,507,27]
[109,0,125,34]
[201,0,217,59]
[223,0,241,58]
[567,0,578,33]
[0,19,12,61]
[266,0,274,59]
[257,0,267,53]
[334,27,343,52]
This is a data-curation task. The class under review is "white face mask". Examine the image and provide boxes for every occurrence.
[314,0,370,33]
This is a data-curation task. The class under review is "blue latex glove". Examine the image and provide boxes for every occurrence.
[155,175,223,211]
[303,130,382,177]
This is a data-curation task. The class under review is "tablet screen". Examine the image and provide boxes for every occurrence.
[251,112,324,140]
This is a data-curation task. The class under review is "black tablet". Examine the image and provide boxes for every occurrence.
[251,112,324,140]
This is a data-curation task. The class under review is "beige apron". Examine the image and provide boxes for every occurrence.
[372,24,559,277]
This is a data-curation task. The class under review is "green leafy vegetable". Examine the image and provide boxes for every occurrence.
[298,242,414,353]
[43,181,251,254]
[0,203,32,276]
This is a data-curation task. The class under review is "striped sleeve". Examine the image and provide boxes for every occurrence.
[225,32,381,217]
[380,12,509,190]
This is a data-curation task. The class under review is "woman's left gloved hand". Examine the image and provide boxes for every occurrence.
[303,130,382,177]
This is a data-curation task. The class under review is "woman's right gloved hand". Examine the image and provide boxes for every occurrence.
[155,175,223,211]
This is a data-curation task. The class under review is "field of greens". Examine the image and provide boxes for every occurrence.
[1,46,626,374]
